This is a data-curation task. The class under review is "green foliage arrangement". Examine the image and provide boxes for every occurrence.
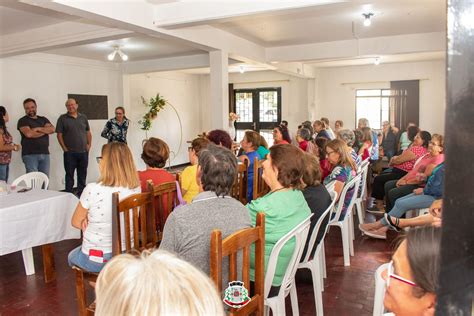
[138,93,167,131]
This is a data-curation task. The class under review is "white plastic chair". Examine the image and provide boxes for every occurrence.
[294,191,338,316]
[264,214,312,316]
[354,159,370,224]
[12,172,49,189]
[373,262,389,316]
[328,173,361,266]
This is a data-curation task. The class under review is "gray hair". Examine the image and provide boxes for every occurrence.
[337,129,356,147]
[297,128,312,141]
[358,118,370,128]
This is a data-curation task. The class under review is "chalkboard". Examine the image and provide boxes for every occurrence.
[67,94,108,120]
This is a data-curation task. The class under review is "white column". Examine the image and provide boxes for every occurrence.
[209,50,229,129]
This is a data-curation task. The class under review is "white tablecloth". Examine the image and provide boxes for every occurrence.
[0,189,80,255]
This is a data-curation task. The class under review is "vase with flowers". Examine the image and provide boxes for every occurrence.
[228,112,239,140]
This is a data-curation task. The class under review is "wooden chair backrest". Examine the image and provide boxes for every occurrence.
[232,160,248,205]
[146,181,178,239]
[253,158,270,200]
[210,212,265,316]
[111,192,156,255]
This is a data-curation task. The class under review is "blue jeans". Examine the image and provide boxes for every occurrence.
[0,164,9,182]
[381,193,436,226]
[64,152,88,196]
[68,246,112,273]
[22,154,50,176]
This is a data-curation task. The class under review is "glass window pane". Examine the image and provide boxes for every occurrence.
[259,129,274,148]
[236,129,246,144]
[356,89,382,97]
[356,97,382,129]
[259,91,278,123]
[235,92,253,122]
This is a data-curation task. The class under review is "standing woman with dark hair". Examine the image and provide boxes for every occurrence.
[101,106,129,143]
[0,106,20,181]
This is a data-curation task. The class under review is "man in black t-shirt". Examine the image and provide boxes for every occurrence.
[17,98,55,176]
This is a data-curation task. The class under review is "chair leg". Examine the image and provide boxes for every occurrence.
[348,215,355,256]
[21,247,35,275]
[341,222,351,266]
[310,261,324,316]
[356,200,365,224]
[290,284,300,316]
[74,269,88,316]
[321,242,327,279]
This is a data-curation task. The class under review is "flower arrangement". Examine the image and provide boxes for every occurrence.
[229,112,239,121]
[138,93,167,131]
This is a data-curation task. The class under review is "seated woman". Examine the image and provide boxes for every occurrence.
[272,124,291,145]
[296,127,312,151]
[313,120,331,140]
[138,137,175,190]
[360,163,444,239]
[370,131,431,213]
[337,129,361,168]
[239,130,263,202]
[398,124,419,153]
[384,134,444,211]
[68,142,141,273]
[382,226,441,316]
[323,139,357,220]
[181,137,210,203]
[301,152,332,259]
[207,129,233,150]
[384,199,443,230]
[95,250,224,316]
[358,127,373,161]
[315,137,331,181]
[247,144,311,295]
[256,133,270,159]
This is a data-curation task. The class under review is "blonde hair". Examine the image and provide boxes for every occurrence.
[98,142,140,189]
[326,139,356,171]
[95,250,225,316]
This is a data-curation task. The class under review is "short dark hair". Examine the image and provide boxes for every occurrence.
[403,227,442,297]
[191,137,210,156]
[281,120,288,127]
[419,131,432,148]
[315,137,328,158]
[198,144,237,197]
[407,126,420,142]
[207,129,233,149]
[141,138,169,168]
[23,98,36,106]
[269,144,305,189]
[320,117,330,125]
[302,152,321,187]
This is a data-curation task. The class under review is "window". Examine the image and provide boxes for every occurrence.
[233,88,281,146]
[355,89,391,129]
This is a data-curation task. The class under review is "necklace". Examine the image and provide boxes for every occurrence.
[270,187,287,193]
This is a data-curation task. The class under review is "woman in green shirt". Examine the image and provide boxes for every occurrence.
[247,144,311,295]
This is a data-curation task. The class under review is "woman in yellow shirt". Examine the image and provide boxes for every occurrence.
[181,137,210,203]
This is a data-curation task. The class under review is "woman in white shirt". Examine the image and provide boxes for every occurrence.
[68,142,141,272]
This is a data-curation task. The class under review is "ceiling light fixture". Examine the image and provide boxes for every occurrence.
[239,65,245,74]
[107,46,128,61]
[374,57,380,65]
[362,13,374,27]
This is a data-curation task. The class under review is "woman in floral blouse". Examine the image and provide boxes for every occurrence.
[101,106,129,143]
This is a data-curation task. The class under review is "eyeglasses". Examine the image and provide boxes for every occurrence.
[386,260,417,287]
[326,150,336,156]
[96,156,103,163]
[429,141,440,146]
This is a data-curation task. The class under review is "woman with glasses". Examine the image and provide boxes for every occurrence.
[383,134,445,211]
[68,142,141,272]
[383,226,441,315]
[323,139,357,220]
[101,106,129,143]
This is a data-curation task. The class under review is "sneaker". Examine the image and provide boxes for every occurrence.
[363,227,387,240]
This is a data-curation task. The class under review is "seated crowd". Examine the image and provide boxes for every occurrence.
[66,116,445,315]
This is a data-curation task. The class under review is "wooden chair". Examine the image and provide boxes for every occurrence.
[146,181,179,242]
[210,212,265,316]
[73,192,155,316]
[232,160,248,205]
[253,158,270,200]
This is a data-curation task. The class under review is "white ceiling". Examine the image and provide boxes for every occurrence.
[215,0,446,46]
[46,35,204,62]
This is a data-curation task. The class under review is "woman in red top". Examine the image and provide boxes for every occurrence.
[138,138,175,190]
[370,131,431,213]
[358,127,373,161]
[272,124,291,145]
[315,137,332,182]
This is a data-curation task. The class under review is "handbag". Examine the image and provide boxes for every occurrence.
[175,181,187,207]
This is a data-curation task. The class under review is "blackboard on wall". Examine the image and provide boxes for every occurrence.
[67,94,108,120]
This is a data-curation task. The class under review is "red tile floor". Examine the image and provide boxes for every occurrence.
[0,215,395,316]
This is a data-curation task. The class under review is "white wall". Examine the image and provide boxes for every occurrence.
[0,53,122,190]
[315,60,446,133]
[199,70,312,136]
[123,71,202,171]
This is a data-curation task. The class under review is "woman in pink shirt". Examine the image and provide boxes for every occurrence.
[384,134,444,211]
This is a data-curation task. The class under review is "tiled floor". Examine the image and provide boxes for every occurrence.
[0,215,395,316]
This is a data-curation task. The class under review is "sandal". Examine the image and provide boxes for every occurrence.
[384,214,401,232]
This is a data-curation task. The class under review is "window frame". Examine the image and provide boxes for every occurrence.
[355,89,392,129]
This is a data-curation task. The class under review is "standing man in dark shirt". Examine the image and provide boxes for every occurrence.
[17,98,55,176]
[56,98,91,196]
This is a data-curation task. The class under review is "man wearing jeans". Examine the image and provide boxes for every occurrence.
[56,98,91,196]
[17,98,55,176]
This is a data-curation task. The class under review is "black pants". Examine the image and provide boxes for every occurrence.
[64,151,88,196]
[384,180,419,211]
[371,168,407,200]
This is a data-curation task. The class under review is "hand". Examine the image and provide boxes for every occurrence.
[431,216,442,227]
[12,144,21,151]
[413,188,423,195]
[81,218,88,232]
[396,179,405,187]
